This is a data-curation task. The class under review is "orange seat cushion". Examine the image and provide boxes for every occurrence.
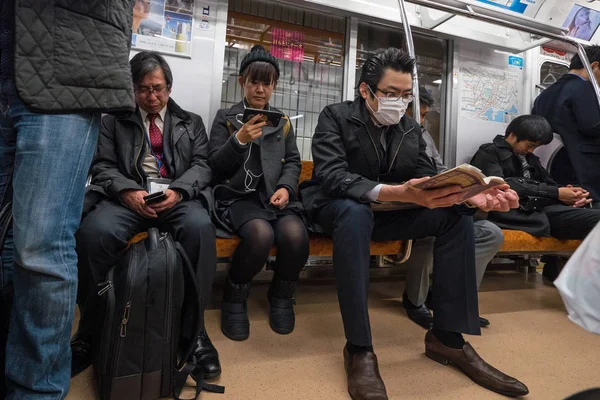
[217,236,403,258]
[499,230,581,253]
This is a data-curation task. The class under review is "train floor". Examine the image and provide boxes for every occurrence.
[68,271,599,400]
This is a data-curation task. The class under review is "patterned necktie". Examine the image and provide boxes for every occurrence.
[148,113,167,177]
[519,155,531,179]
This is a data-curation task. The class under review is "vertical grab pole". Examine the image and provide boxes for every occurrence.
[571,37,600,111]
[397,0,419,115]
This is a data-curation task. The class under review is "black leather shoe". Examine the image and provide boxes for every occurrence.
[191,330,221,380]
[479,317,490,328]
[70,335,93,377]
[402,292,433,330]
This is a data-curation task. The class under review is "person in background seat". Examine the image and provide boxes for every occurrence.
[402,86,503,329]
[70,51,221,380]
[209,46,309,341]
[470,115,600,248]
[300,48,528,400]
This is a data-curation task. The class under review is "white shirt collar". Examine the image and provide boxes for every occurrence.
[139,106,168,123]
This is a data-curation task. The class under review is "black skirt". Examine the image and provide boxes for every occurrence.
[226,191,296,231]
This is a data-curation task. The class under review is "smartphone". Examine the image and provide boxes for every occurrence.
[143,191,167,205]
[242,108,283,127]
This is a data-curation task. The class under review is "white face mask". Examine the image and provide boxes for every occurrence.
[366,86,409,126]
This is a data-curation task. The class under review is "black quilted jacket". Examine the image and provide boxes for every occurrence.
[13,0,136,113]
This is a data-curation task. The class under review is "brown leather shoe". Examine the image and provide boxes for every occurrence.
[343,347,389,400]
[425,330,529,397]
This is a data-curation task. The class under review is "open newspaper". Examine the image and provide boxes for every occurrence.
[371,164,505,211]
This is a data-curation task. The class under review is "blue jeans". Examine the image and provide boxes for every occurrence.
[0,79,100,399]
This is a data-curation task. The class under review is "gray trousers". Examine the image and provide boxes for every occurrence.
[405,220,504,306]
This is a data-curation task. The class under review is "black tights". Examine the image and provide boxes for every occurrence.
[230,215,309,284]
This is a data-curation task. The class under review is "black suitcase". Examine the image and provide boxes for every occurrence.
[95,227,223,400]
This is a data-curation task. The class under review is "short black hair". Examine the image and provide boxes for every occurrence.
[407,85,434,109]
[358,48,415,97]
[130,51,173,89]
[570,45,600,70]
[505,115,553,145]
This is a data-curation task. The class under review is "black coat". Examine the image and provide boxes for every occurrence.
[13,0,135,113]
[299,98,440,226]
[85,98,212,212]
[470,135,563,236]
[208,101,303,235]
[532,74,600,201]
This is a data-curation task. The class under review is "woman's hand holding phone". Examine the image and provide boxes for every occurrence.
[236,114,267,144]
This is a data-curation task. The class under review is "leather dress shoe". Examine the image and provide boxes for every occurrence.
[190,330,222,380]
[71,335,93,378]
[425,330,529,397]
[479,317,490,328]
[402,292,433,330]
[344,347,388,400]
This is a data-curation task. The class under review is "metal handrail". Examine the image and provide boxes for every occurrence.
[397,0,420,116]
[397,0,600,110]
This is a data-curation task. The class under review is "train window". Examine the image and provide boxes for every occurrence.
[539,61,568,88]
[222,0,346,160]
[356,22,447,153]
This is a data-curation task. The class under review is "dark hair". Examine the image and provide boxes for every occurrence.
[241,61,279,85]
[130,51,173,89]
[239,45,280,83]
[505,115,553,145]
[570,45,600,70]
[407,85,434,109]
[358,48,415,97]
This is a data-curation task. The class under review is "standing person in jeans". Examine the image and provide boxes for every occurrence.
[209,46,309,341]
[402,87,504,329]
[0,1,136,399]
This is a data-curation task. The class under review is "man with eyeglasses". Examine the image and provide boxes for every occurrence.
[300,48,528,399]
[70,51,221,380]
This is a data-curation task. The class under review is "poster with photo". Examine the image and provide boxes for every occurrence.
[563,4,600,42]
[131,0,195,58]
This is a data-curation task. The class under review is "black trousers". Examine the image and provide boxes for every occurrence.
[544,204,600,240]
[75,198,217,337]
[315,199,480,347]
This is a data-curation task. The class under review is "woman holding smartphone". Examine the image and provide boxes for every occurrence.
[209,45,309,341]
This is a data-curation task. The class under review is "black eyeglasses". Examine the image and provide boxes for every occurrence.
[375,88,414,103]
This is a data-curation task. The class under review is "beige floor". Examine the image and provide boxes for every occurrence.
[68,271,600,400]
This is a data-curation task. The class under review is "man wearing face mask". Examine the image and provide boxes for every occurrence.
[300,48,528,399]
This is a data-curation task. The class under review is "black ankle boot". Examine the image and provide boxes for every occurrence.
[268,277,297,335]
[221,276,251,341]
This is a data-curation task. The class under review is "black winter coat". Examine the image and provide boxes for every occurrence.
[299,98,441,226]
[470,135,564,236]
[208,101,303,235]
[13,0,135,113]
[532,74,600,200]
[85,99,212,212]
